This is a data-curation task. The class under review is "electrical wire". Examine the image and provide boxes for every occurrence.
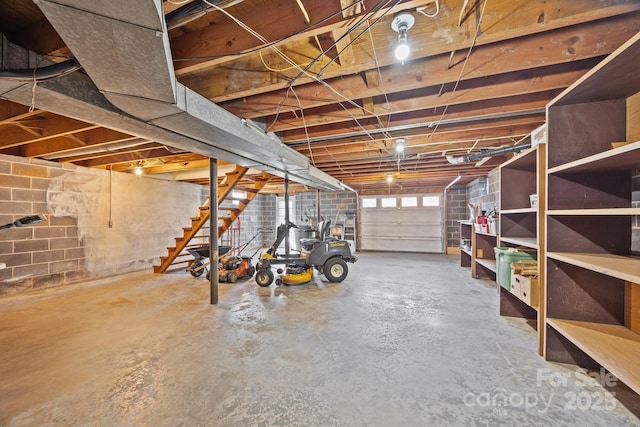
[294,0,396,81]
[171,0,368,61]
[269,0,400,135]
[201,0,405,174]
[286,1,403,170]
[413,0,489,171]
[417,0,440,18]
[364,24,393,140]
[252,0,402,156]
[289,86,316,167]
[258,51,318,72]
[295,0,311,24]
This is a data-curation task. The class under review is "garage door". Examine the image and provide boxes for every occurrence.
[360,194,443,253]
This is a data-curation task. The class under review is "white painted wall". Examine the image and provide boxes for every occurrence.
[1,153,204,292]
[46,167,203,276]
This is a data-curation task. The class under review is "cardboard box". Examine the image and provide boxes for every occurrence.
[511,260,538,276]
[510,274,539,308]
[495,248,536,290]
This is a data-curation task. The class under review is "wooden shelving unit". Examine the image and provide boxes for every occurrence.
[459,221,472,268]
[546,319,640,395]
[471,228,498,282]
[544,32,640,395]
[498,143,546,355]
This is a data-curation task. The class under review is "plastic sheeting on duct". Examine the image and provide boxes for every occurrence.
[445,142,532,164]
[8,0,345,192]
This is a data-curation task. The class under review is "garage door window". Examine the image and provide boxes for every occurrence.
[381,197,396,208]
[401,196,417,207]
[362,198,377,208]
[422,196,439,206]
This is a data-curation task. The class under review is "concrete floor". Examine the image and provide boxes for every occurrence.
[1,252,639,426]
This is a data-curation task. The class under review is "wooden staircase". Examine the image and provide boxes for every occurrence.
[153,166,272,273]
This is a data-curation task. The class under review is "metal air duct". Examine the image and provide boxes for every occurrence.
[13,0,344,191]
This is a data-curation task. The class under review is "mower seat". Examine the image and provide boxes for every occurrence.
[299,220,331,251]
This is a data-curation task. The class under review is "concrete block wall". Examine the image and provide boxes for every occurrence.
[445,185,468,248]
[228,193,276,256]
[467,167,500,215]
[294,191,358,225]
[0,154,202,294]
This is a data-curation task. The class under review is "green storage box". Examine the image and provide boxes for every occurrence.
[494,247,536,290]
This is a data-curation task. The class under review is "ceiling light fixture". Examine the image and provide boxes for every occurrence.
[395,138,405,154]
[134,165,143,175]
[391,12,415,63]
[387,173,394,183]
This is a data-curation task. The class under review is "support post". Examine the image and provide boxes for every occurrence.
[316,189,321,223]
[209,158,219,305]
[284,177,290,256]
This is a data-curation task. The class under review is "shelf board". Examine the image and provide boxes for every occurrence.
[475,230,498,237]
[499,236,538,249]
[461,247,472,256]
[547,318,640,395]
[500,145,538,169]
[548,208,640,216]
[476,258,497,272]
[501,207,537,214]
[549,32,640,106]
[547,252,640,283]
[547,140,640,174]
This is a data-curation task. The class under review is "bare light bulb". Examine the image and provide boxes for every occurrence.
[395,40,410,63]
[391,12,415,64]
[134,166,143,175]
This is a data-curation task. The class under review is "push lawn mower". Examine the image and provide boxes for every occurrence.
[254,219,357,287]
[213,255,255,283]
[211,228,268,282]
[186,245,232,277]
[186,228,268,281]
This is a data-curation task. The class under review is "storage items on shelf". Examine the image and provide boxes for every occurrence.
[494,247,536,291]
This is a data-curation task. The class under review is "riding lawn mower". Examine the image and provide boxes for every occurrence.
[254,219,357,287]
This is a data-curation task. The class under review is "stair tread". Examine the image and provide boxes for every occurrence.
[156,170,272,274]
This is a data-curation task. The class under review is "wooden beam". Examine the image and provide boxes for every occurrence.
[220,14,638,115]
[191,2,640,102]
[0,101,43,124]
[20,128,140,157]
[331,28,356,67]
[267,59,599,131]
[0,114,98,149]
[8,18,68,57]
[290,120,537,149]
[65,147,173,167]
[171,0,433,76]
[282,92,552,141]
